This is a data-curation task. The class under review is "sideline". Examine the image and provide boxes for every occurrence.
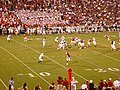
[0,46,50,85]
[0,78,8,89]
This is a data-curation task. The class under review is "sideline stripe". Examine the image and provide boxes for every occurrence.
[0,46,50,85]
[0,78,8,89]
[11,39,88,81]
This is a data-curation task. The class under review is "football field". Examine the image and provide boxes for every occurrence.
[0,32,120,90]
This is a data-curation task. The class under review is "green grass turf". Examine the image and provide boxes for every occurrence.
[0,32,120,90]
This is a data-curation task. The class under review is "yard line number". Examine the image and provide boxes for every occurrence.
[94,67,119,72]
[17,72,51,78]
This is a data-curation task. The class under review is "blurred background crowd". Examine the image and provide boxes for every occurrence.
[0,0,120,35]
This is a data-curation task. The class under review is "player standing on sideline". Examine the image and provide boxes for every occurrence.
[107,78,113,90]
[111,40,116,51]
[42,37,46,48]
[63,78,69,90]
[89,80,94,90]
[55,36,59,43]
[8,77,14,90]
[6,34,11,42]
[38,53,44,63]
[71,77,78,90]
[66,51,71,65]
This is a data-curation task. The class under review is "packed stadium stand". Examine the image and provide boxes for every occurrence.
[0,0,120,35]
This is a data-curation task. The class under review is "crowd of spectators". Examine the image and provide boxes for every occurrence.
[7,76,120,90]
[0,0,120,35]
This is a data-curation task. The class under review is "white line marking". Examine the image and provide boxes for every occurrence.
[0,46,50,85]
[0,78,8,89]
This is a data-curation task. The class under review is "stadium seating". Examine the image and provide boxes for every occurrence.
[0,0,119,35]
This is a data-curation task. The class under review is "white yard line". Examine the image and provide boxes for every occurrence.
[0,46,50,85]
[0,78,8,89]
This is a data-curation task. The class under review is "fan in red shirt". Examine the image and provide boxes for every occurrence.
[98,79,103,90]
[107,78,113,90]
[57,76,63,90]
[63,78,69,90]
[49,82,56,90]
[86,80,90,90]
[103,80,108,90]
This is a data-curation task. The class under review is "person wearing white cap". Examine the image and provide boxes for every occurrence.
[71,77,78,90]
[108,78,113,90]
[38,53,44,63]
[103,80,108,90]
[89,80,94,90]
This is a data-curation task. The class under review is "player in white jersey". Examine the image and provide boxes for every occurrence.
[57,40,65,50]
[71,77,78,90]
[24,34,28,42]
[111,40,116,51]
[42,37,46,48]
[61,35,65,41]
[113,79,120,90]
[78,39,85,49]
[8,77,14,90]
[92,37,96,47]
[38,53,44,63]
[6,35,11,42]
[81,82,87,90]
[55,36,59,43]
[71,36,78,45]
